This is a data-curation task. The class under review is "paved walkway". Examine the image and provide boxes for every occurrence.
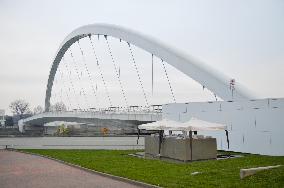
[0,150,142,188]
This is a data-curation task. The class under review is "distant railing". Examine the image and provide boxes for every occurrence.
[21,106,163,123]
[69,105,163,114]
[0,125,19,129]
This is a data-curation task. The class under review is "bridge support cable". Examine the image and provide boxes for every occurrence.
[57,63,73,110]
[56,76,71,111]
[69,49,90,111]
[88,35,112,107]
[62,56,81,110]
[77,40,100,108]
[54,77,64,104]
[151,54,154,96]
[127,42,149,107]
[51,77,62,108]
[59,87,64,106]
[104,35,128,107]
[161,59,176,103]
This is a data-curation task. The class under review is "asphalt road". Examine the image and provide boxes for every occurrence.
[0,136,144,150]
[0,150,143,188]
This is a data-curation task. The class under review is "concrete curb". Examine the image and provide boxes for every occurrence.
[9,149,161,188]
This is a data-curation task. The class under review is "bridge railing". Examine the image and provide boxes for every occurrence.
[68,106,162,114]
[22,107,162,121]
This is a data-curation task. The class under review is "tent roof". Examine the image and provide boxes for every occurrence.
[138,117,227,131]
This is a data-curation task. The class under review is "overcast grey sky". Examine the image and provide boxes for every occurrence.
[0,0,284,114]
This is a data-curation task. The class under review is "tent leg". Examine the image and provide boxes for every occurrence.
[189,131,193,161]
[137,128,140,145]
[225,130,229,150]
[225,130,230,158]
[158,130,163,157]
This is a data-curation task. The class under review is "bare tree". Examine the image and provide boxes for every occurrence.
[33,105,44,114]
[9,99,31,118]
[50,102,67,112]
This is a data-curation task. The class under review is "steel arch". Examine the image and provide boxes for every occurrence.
[45,23,253,111]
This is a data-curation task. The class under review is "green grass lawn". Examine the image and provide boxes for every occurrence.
[20,149,284,188]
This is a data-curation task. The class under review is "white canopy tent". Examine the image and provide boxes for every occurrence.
[138,118,230,157]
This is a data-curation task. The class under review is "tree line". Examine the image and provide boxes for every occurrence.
[8,99,67,119]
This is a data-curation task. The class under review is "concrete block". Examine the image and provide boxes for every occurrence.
[240,165,282,179]
[145,135,217,161]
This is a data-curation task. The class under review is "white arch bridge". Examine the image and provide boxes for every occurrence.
[45,23,252,111]
[20,24,284,156]
[22,23,252,128]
